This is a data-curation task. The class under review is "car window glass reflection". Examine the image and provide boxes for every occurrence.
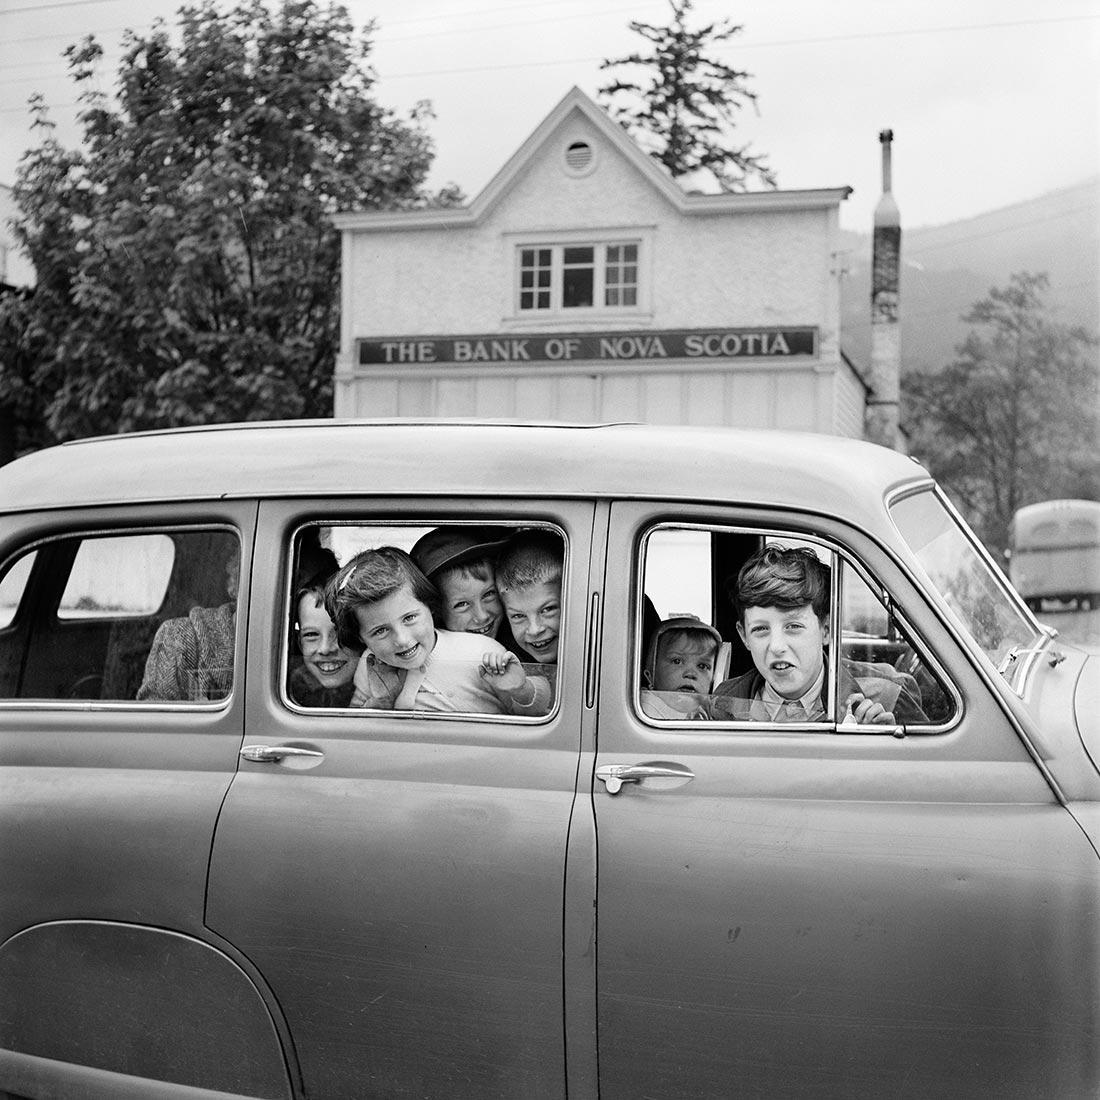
[287,523,563,718]
[0,530,239,703]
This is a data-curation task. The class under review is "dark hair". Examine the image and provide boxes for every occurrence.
[735,545,830,624]
[496,531,563,593]
[326,547,441,648]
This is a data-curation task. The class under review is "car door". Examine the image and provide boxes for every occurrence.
[592,500,1099,1099]
[205,499,597,1100]
[0,501,295,1100]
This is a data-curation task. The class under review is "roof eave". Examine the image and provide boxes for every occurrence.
[332,87,851,233]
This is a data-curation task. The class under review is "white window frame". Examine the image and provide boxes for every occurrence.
[506,227,653,322]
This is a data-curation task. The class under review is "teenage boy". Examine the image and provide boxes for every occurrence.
[495,531,562,667]
[710,545,925,725]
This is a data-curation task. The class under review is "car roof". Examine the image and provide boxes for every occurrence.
[0,419,930,523]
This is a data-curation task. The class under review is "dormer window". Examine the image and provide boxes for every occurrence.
[517,242,639,313]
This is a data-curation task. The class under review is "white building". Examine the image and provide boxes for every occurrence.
[332,87,865,435]
[0,184,35,290]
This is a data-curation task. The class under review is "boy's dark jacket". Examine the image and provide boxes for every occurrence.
[707,658,927,724]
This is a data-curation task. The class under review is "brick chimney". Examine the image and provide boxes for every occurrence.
[865,129,901,449]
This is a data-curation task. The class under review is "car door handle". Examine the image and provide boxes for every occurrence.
[240,744,325,763]
[596,761,695,794]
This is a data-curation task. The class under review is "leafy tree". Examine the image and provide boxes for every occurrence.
[904,271,1099,557]
[0,287,47,463]
[598,0,775,191]
[0,0,458,454]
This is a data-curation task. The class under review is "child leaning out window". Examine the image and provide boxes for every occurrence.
[327,547,551,716]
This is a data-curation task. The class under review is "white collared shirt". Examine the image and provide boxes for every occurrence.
[758,666,827,721]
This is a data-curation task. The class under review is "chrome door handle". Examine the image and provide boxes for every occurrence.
[240,744,325,763]
[596,761,695,794]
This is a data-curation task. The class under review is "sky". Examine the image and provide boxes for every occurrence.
[1,0,1098,233]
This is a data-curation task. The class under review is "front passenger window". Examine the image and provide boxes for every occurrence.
[638,524,957,730]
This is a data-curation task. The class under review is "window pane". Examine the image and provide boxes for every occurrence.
[563,267,593,307]
[0,530,238,703]
[640,526,727,722]
[604,242,639,308]
[839,561,957,727]
[891,489,1037,679]
[288,523,563,717]
[518,246,553,312]
[0,551,35,631]
[59,535,174,619]
[563,246,594,265]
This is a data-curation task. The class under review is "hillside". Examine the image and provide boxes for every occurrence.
[839,176,1099,375]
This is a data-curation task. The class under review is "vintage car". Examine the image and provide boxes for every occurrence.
[0,420,1097,1100]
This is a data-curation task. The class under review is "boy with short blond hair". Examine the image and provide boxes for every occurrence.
[495,531,563,666]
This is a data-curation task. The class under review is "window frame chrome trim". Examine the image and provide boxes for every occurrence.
[279,517,568,725]
[0,522,242,712]
[633,519,964,737]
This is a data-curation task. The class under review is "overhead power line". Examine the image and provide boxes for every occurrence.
[3,5,1096,51]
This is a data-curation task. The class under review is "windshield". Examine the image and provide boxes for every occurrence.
[890,487,1042,687]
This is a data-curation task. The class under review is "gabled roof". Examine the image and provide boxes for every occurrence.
[333,86,851,232]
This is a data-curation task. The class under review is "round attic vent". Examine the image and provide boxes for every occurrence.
[564,140,595,176]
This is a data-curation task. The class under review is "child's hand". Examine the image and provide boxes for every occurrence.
[843,692,895,725]
[480,650,527,692]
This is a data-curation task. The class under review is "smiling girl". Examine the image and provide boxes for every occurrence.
[328,547,550,715]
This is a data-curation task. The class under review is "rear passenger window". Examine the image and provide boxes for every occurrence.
[285,522,563,718]
[0,529,239,703]
[58,535,174,619]
[638,524,957,730]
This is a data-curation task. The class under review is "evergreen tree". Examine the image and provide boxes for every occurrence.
[0,0,459,454]
[599,0,775,191]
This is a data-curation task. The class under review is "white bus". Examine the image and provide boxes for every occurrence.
[1010,498,1100,611]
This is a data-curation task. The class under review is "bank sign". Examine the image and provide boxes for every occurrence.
[357,326,817,367]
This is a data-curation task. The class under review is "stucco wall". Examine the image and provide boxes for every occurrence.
[334,98,854,435]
